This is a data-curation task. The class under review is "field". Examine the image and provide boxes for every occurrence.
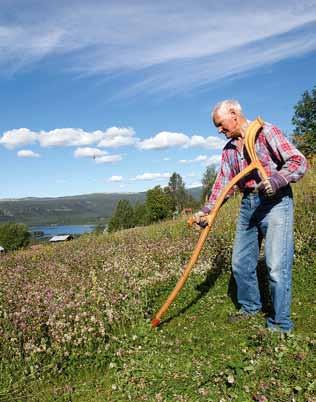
[0,169,315,401]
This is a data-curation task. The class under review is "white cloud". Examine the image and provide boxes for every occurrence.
[138,131,225,150]
[17,149,40,158]
[205,155,222,165]
[1,125,225,154]
[188,136,226,149]
[98,127,137,148]
[0,128,38,149]
[109,175,123,182]
[0,2,316,94]
[179,154,222,165]
[0,24,65,72]
[39,128,102,147]
[94,154,122,164]
[74,147,107,158]
[1,126,137,151]
[179,155,208,164]
[138,131,188,150]
[186,136,207,148]
[132,172,170,181]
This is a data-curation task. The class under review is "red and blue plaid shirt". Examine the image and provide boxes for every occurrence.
[204,122,307,212]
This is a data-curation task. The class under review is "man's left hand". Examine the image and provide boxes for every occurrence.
[257,173,288,196]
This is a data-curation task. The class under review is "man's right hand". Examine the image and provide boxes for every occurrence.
[193,211,209,228]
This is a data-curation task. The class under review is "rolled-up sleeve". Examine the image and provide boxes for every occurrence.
[263,125,308,183]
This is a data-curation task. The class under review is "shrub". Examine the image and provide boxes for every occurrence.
[0,223,30,251]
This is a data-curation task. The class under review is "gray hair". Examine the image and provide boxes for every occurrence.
[211,99,243,120]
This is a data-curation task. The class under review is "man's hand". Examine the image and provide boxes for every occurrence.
[193,211,209,228]
[256,173,288,196]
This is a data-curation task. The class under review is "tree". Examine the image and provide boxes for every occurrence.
[134,202,149,226]
[292,86,316,158]
[107,215,119,233]
[185,193,200,211]
[168,172,187,212]
[0,223,30,251]
[146,186,173,223]
[107,200,135,233]
[201,165,218,203]
[93,223,106,235]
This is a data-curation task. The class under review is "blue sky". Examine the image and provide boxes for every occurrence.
[1,0,316,198]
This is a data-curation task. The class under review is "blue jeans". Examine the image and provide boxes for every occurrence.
[232,186,294,332]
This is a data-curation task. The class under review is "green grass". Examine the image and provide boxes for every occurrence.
[3,265,315,402]
[0,170,315,402]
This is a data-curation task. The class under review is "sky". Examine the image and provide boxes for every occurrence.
[1,0,316,199]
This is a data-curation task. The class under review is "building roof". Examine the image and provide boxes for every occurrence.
[49,235,73,242]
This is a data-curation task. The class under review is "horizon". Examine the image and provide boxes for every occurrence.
[0,184,203,202]
[1,1,316,198]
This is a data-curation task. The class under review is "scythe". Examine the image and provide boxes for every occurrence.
[151,117,268,328]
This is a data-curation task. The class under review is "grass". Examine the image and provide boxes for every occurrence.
[3,267,315,402]
[0,169,315,401]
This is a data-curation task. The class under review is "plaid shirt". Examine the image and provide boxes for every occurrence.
[204,122,307,212]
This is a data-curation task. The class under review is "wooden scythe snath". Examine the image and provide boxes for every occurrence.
[151,117,268,328]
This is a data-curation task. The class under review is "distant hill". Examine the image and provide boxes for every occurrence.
[0,187,202,226]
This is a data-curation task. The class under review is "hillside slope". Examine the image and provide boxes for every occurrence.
[0,171,315,401]
[0,187,202,225]
[0,191,147,225]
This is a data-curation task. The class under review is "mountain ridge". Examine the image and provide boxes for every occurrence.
[0,187,202,226]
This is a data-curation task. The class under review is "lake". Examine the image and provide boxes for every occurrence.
[30,224,96,238]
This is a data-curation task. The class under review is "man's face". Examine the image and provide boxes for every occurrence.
[213,109,240,139]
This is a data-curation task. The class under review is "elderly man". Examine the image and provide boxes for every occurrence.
[195,99,307,333]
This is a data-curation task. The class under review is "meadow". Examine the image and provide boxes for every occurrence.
[0,168,315,401]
